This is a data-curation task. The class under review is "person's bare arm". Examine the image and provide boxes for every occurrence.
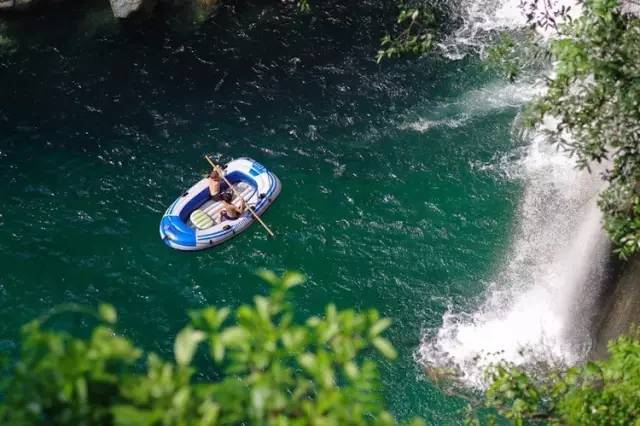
[225,202,242,216]
[232,202,244,216]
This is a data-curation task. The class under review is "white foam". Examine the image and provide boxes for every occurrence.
[439,0,581,58]
[400,117,469,132]
[400,81,543,134]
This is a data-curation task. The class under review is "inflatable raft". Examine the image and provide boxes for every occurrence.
[159,158,281,250]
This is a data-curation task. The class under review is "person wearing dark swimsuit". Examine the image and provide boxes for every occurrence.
[218,191,246,222]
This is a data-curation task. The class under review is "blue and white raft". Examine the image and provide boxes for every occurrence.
[159,158,281,251]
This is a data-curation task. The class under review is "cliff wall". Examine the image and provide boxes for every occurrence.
[591,254,640,358]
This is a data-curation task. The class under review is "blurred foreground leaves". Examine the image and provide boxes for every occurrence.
[0,271,422,426]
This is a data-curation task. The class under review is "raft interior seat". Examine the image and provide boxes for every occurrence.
[190,209,214,229]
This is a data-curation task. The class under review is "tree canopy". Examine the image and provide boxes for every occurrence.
[523,0,640,258]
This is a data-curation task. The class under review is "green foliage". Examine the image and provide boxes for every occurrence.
[523,0,640,258]
[0,271,417,425]
[598,182,640,259]
[376,5,437,63]
[485,31,548,81]
[297,0,310,13]
[486,33,519,81]
[480,327,640,425]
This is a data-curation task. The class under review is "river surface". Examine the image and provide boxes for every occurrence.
[0,0,549,422]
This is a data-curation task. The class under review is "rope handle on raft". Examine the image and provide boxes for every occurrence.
[204,155,275,238]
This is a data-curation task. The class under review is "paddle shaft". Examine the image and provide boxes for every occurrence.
[204,156,275,237]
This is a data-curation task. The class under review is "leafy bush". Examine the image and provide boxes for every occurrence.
[481,327,640,425]
[376,5,437,63]
[485,30,549,81]
[0,271,421,426]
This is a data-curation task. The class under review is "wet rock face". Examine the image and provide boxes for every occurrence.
[0,0,149,14]
[0,0,42,11]
[109,0,157,18]
[590,254,640,359]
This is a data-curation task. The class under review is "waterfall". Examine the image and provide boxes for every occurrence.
[417,0,609,387]
[419,133,610,386]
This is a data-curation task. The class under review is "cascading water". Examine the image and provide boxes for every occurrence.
[417,0,609,387]
[438,0,579,57]
[438,0,527,57]
[419,132,610,385]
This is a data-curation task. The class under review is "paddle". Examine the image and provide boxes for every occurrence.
[204,155,275,238]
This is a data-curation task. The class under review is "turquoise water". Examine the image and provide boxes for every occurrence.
[0,1,526,422]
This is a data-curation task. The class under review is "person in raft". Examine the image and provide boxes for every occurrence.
[208,170,222,200]
[218,191,246,222]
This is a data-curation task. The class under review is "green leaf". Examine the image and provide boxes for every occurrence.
[298,353,316,373]
[174,327,205,366]
[112,405,161,426]
[372,337,397,359]
[98,303,117,324]
[256,269,280,287]
[307,316,321,327]
[407,417,427,426]
[585,362,601,376]
[220,326,250,347]
[172,387,190,411]
[344,361,359,380]
[194,306,230,330]
[251,385,270,419]
[369,318,392,337]
[75,378,87,404]
[255,296,270,321]
[376,411,395,426]
[199,400,220,425]
[210,335,225,363]
[282,271,306,288]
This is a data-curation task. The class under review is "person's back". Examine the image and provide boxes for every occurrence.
[209,171,222,198]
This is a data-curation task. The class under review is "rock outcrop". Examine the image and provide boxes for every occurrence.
[0,0,41,11]
[0,0,159,17]
[109,0,157,18]
[591,254,640,358]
